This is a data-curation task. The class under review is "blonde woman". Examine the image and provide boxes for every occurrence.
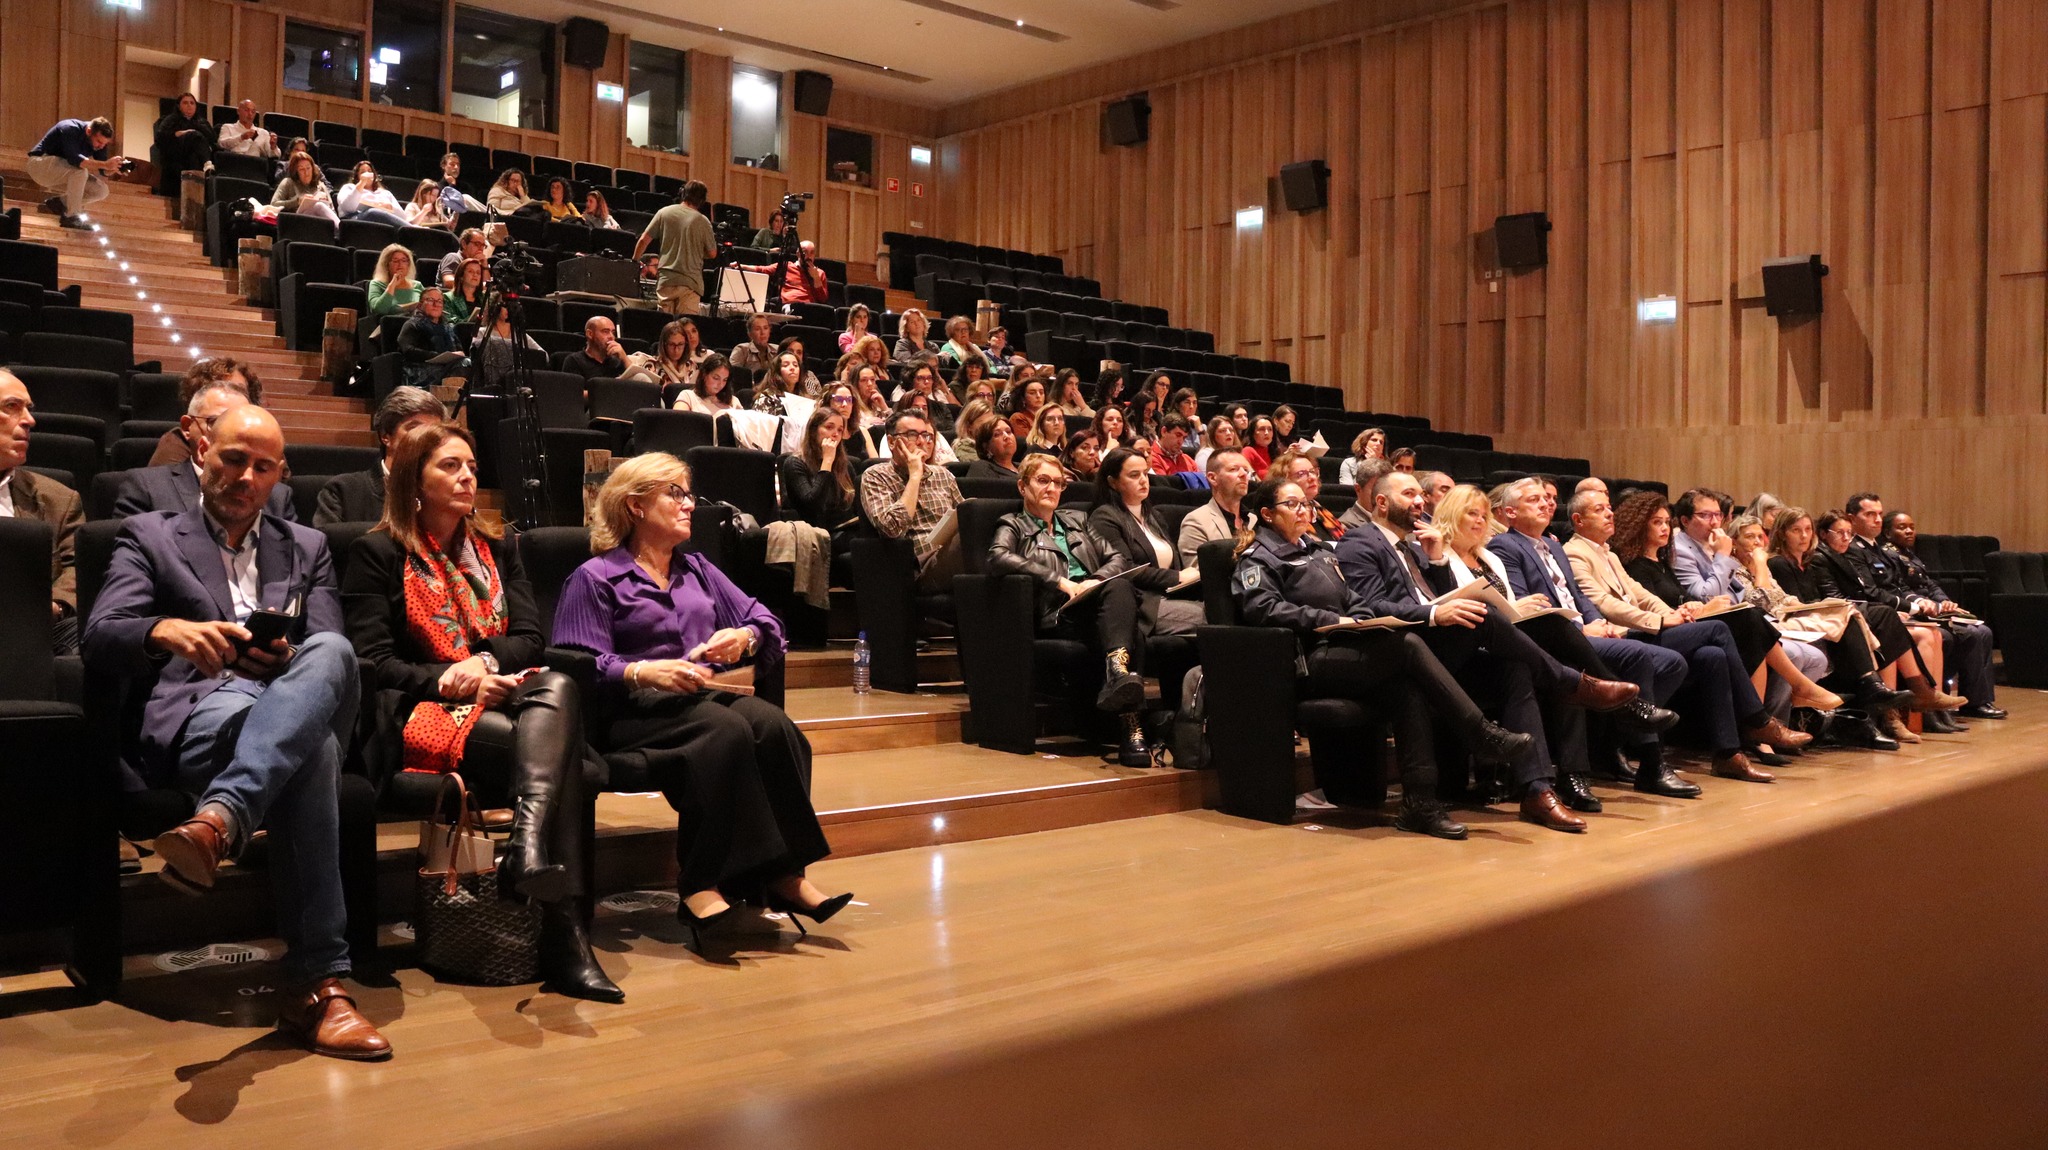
[367,244,423,316]
[1025,402,1068,457]
[893,308,934,364]
[552,453,850,944]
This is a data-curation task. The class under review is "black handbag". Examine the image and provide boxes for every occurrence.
[415,773,541,986]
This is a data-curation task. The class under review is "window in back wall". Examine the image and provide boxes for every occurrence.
[730,65,783,169]
[369,0,443,114]
[284,21,363,101]
[451,7,556,133]
[628,42,689,154]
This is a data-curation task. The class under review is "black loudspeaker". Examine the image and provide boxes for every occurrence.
[1762,254,1828,317]
[1278,160,1329,212]
[1103,95,1150,147]
[562,18,610,70]
[1494,212,1551,269]
[793,70,833,116]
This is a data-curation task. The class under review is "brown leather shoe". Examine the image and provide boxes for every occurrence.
[1712,752,1775,783]
[276,979,392,1061]
[1565,673,1640,712]
[152,808,231,895]
[1519,788,1588,833]
[1741,715,1813,751]
[479,808,515,830]
[1881,710,1922,744]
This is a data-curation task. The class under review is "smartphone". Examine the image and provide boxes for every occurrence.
[234,608,296,657]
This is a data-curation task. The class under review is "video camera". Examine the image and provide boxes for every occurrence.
[489,240,543,297]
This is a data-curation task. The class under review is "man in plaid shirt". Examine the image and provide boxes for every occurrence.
[860,409,964,592]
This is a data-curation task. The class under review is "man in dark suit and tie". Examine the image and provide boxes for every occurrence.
[1489,477,1797,788]
[312,385,445,526]
[0,371,84,652]
[84,404,388,1061]
[113,382,297,521]
[1337,471,1645,829]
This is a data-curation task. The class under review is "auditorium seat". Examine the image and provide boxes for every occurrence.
[1985,551,2048,685]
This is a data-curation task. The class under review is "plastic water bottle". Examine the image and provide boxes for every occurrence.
[852,632,872,694]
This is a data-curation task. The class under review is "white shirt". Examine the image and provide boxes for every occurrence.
[0,470,14,518]
[1528,533,1582,621]
[219,123,278,159]
[1131,508,1176,569]
[204,512,261,624]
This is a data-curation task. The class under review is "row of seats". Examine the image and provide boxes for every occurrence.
[913,254,1103,304]
[882,229,1063,288]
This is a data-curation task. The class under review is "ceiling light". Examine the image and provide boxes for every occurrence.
[119,261,129,270]
[1016,18,1024,25]
[106,0,140,10]
[170,333,181,343]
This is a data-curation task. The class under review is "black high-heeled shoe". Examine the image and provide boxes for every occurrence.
[675,898,735,949]
[764,891,854,938]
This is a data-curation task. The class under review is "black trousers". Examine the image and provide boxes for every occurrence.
[602,689,827,896]
[1050,577,1145,671]
[1942,621,1996,704]
[1417,609,1581,787]
[158,131,212,175]
[1717,606,1782,673]
[1859,603,1915,666]
[1304,629,1495,797]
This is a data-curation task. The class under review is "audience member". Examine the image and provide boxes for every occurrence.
[272,151,337,223]
[563,315,629,382]
[1092,364,1128,412]
[1338,427,1386,488]
[1415,470,1453,523]
[751,209,786,250]
[1335,458,1394,531]
[937,316,982,368]
[1004,375,1047,441]
[367,243,423,316]
[1846,493,2000,720]
[1193,416,1238,472]
[1087,447,1205,638]
[148,357,264,467]
[27,113,121,229]
[1269,448,1342,540]
[859,409,964,592]
[1025,405,1068,457]
[337,162,409,227]
[469,301,546,385]
[965,417,1021,480]
[1878,509,1999,726]
[1089,404,1131,451]
[343,423,620,1001]
[1147,414,1199,477]
[984,327,1022,378]
[314,387,444,526]
[554,454,848,943]
[991,454,1156,766]
[1242,415,1276,476]
[436,228,492,286]
[635,180,716,316]
[583,191,622,230]
[736,240,830,307]
[670,353,739,416]
[486,169,532,215]
[1050,368,1092,421]
[893,309,935,365]
[85,405,388,1059]
[1167,388,1202,434]
[1064,428,1104,483]
[153,93,215,179]
[217,100,279,162]
[1767,508,1925,723]
[1668,488,1743,600]
[406,180,456,229]
[0,371,83,652]
[1125,391,1161,443]
[1388,447,1417,474]
[396,287,466,390]
[443,258,488,324]
[730,313,779,374]
[537,177,580,222]
[435,154,486,216]
[1179,447,1253,557]
[839,303,871,353]
[774,334,825,397]
[645,319,701,395]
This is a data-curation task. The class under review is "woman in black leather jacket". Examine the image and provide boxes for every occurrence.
[988,454,1153,766]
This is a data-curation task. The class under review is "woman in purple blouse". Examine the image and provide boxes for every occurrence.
[553,453,849,945]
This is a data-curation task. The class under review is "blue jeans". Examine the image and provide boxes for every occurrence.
[348,207,411,228]
[173,632,360,984]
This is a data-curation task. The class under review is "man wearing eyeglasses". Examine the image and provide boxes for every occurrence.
[858,409,963,592]
[116,384,297,521]
[0,371,84,653]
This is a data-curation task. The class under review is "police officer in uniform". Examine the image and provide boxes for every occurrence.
[1230,478,1569,836]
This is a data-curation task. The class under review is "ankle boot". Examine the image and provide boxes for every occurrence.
[1881,710,1921,744]
[1116,712,1152,768]
[539,900,624,1003]
[1852,674,1913,715]
[1903,676,1967,712]
[501,793,571,905]
[1096,647,1145,713]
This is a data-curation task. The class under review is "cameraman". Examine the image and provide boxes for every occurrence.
[27,114,124,231]
[634,179,716,316]
[739,239,830,308]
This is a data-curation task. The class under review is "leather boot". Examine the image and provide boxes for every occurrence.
[1394,797,1468,840]
[1922,709,1959,734]
[1881,710,1921,744]
[539,900,624,1003]
[1553,772,1603,813]
[1116,712,1152,769]
[1467,720,1535,767]
[1588,745,1638,784]
[500,749,572,905]
[1852,674,1913,715]
[1096,647,1145,713]
[1904,678,1968,712]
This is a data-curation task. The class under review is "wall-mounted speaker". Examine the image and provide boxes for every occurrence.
[1762,254,1828,317]
[1103,94,1150,147]
[562,18,610,70]
[1494,212,1552,269]
[1279,160,1329,213]
[793,70,834,116]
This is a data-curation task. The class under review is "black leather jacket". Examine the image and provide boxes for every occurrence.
[988,507,1128,629]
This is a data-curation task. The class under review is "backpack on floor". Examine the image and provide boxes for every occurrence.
[1168,666,1209,771]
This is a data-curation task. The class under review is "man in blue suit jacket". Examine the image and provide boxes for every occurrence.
[1337,472,1650,826]
[1486,478,1711,797]
[1669,488,1742,601]
[84,405,388,1061]
[111,383,297,522]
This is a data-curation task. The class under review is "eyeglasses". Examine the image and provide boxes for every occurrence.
[894,430,935,442]
[648,483,694,505]
[1274,498,1313,511]
[828,394,853,406]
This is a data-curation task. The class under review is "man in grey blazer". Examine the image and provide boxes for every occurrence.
[84,404,388,1061]
[1176,447,1255,559]
[114,382,297,521]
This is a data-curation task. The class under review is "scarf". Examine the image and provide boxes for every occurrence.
[399,533,509,774]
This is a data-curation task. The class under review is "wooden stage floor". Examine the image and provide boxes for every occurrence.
[5,694,2047,1148]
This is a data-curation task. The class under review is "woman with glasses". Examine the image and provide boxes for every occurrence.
[817,383,869,463]
[1231,477,1534,837]
[554,454,850,946]
[649,319,703,397]
[989,454,1157,767]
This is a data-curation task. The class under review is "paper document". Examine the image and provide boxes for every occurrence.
[1430,578,1572,623]
[1058,564,1150,612]
[1691,600,1756,620]
[427,350,466,365]
[1314,616,1419,633]
[1781,598,1850,615]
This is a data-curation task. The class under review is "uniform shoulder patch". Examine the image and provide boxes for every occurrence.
[1242,565,1261,589]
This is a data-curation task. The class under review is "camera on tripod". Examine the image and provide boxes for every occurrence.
[490,240,543,296]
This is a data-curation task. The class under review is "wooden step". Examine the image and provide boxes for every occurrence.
[786,686,968,754]
[785,645,960,690]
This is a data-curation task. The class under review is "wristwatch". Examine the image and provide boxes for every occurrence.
[476,651,500,674]
[744,627,761,657]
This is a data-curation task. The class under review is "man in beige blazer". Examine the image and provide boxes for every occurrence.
[1560,488,1694,634]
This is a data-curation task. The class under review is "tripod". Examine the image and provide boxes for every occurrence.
[473,284,550,530]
